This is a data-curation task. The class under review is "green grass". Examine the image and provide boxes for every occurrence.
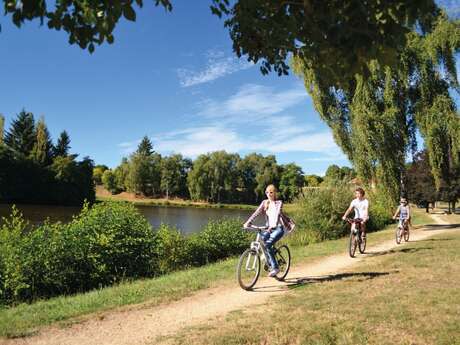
[166,229,460,345]
[411,207,435,226]
[0,214,426,339]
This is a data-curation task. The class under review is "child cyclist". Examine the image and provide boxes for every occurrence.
[393,197,411,230]
[244,184,295,277]
[342,187,369,239]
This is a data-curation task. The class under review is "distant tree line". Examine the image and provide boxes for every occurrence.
[0,110,95,205]
[99,136,347,204]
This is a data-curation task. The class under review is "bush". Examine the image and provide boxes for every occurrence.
[0,204,252,305]
[0,202,156,304]
[290,185,392,245]
[290,185,351,245]
[154,224,189,274]
[189,218,250,265]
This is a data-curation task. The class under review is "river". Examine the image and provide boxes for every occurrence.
[0,203,254,235]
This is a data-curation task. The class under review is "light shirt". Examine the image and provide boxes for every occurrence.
[400,205,409,219]
[267,201,279,228]
[350,198,369,219]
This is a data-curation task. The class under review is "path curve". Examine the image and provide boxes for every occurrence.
[5,215,457,345]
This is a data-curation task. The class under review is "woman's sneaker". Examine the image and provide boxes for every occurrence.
[268,268,280,277]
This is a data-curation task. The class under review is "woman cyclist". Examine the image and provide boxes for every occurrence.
[244,184,294,277]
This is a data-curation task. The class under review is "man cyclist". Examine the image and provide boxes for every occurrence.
[393,197,411,231]
[342,187,369,239]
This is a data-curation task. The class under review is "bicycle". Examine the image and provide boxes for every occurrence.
[346,218,366,257]
[395,217,410,244]
[236,226,291,291]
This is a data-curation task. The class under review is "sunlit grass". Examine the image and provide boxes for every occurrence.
[166,230,460,345]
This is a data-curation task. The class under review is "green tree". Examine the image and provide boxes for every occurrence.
[4,110,36,156]
[254,155,281,202]
[93,164,109,185]
[406,150,438,212]
[279,163,304,202]
[187,154,211,202]
[160,154,189,199]
[102,169,118,194]
[323,165,356,186]
[187,151,240,203]
[237,153,261,203]
[30,117,53,165]
[53,130,71,157]
[126,139,161,196]
[0,114,4,145]
[211,0,441,84]
[136,135,154,156]
[304,174,323,187]
[114,158,130,192]
[292,15,459,202]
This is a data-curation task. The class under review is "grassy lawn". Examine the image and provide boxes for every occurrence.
[165,229,460,345]
[0,209,434,339]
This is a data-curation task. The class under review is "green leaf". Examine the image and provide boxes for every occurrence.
[122,5,136,21]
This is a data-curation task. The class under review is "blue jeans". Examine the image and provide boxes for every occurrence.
[261,226,285,269]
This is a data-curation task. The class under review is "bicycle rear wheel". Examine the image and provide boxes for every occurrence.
[395,227,402,244]
[237,249,261,290]
[274,245,291,281]
[349,232,357,257]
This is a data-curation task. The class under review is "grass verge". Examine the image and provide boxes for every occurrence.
[165,227,459,345]
[0,208,433,339]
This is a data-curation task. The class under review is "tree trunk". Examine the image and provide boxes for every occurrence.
[448,201,451,214]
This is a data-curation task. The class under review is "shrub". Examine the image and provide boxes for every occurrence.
[0,202,156,304]
[190,218,250,264]
[290,185,392,245]
[290,185,351,245]
[154,224,189,274]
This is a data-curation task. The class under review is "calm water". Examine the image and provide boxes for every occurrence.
[0,204,254,235]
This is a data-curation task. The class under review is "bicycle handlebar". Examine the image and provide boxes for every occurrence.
[344,218,363,224]
[243,225,269,231]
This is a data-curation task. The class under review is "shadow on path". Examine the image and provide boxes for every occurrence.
[250,271,392,293]
[422,224,460,231]
[365,246,433,257]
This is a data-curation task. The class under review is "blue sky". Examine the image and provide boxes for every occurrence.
[0,1,457,176]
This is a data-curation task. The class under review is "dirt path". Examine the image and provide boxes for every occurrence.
[6,215,457,345]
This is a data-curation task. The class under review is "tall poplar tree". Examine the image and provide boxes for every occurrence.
[293,15,460,201]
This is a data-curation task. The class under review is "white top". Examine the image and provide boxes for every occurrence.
[266,201,279,228]
[350,198,369,220]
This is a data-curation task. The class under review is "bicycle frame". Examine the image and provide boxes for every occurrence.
[244,226,271,270]
[247,231,269,269]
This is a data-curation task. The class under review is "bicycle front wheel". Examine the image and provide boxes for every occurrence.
[395,227,402,244]
[237,249,261,290]
[274,245,291,281]
[359,233,366,254]
[404,228,410,242]
[349,232,357,257]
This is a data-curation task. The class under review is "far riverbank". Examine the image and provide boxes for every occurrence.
[95,186,257,211]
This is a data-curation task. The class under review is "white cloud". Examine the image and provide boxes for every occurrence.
[198,84,308,123]
[147,125,341,159]
[117,139,141,155]
[177,49,253,87]
[117,83,343,165]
